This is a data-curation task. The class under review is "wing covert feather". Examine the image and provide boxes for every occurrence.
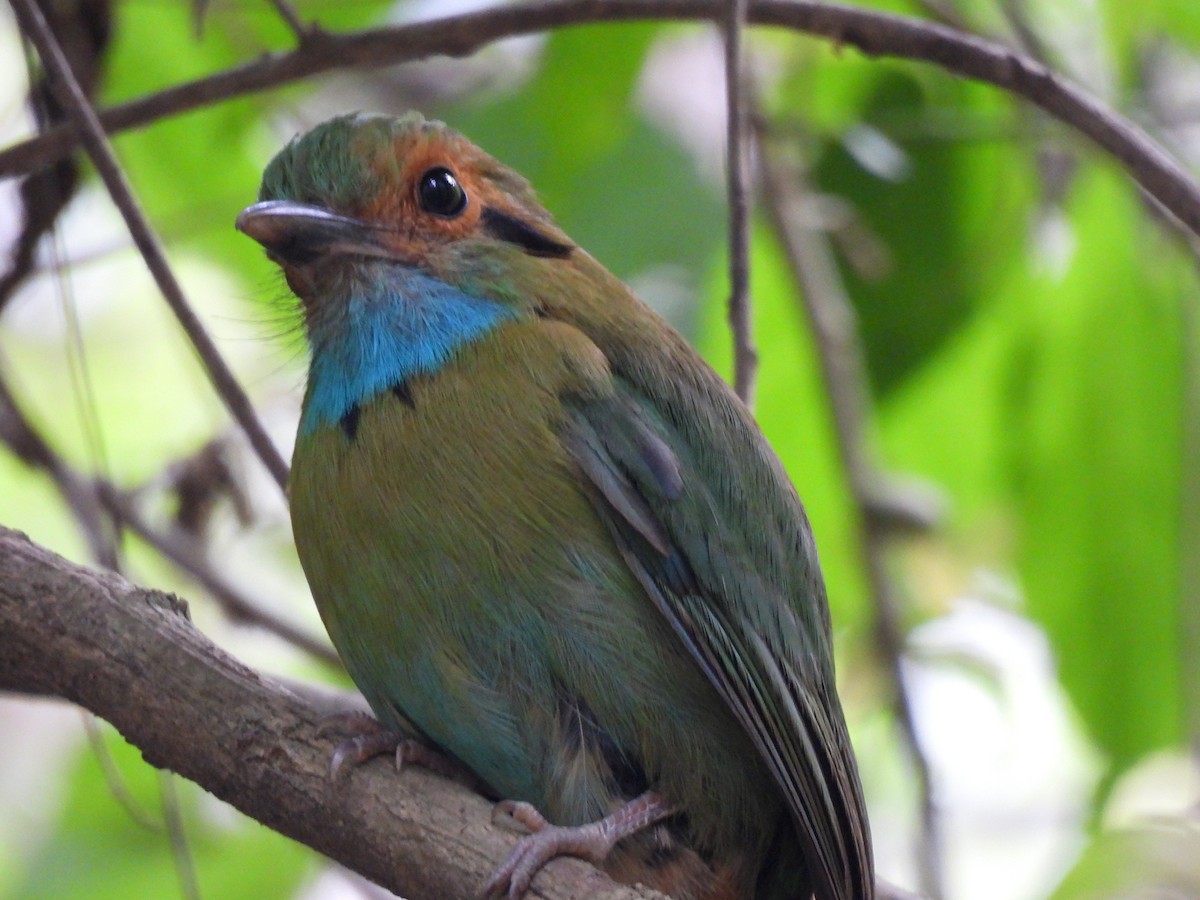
[560,386,873,900]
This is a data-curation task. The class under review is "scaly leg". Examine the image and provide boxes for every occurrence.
[484,790,675,899]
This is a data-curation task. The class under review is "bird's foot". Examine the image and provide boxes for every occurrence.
[317,711,399,780]
[483,790,673,899]
[317,711,472,784]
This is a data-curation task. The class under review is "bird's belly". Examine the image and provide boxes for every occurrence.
[289,336,777,855]
[290,362,679,809]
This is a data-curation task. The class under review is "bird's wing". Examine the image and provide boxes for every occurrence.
[559,384,873,900]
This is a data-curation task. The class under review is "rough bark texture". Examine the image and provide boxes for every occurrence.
[0,524,663,900]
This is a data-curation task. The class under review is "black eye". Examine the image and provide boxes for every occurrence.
[417,167,467,218]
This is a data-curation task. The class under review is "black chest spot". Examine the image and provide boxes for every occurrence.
[340,403,361,440]
[340,381,417,443]
[392,380,416,408]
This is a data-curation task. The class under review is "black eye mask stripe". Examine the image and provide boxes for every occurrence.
[481,207,573,259]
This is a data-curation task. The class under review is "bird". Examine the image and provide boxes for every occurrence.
[237,111,874,900]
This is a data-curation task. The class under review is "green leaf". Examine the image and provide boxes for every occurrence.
[880,161,1186,774]
[1007,166,1185,772]
[804,65,1034,397]
[1100,0,1200,69]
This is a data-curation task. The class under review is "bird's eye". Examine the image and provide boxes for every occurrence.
[417,167,468,218]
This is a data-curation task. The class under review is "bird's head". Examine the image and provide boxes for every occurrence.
[237,112,576,323]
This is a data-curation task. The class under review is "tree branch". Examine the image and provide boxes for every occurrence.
[0,364,117,567]
[264,0,312,43]
[722,0,757,405]
[2,0,1199,238]
[0,364,336,667]
[0,524,664,900]
[9,0,292,494]
[755,123,944,898]
[100,484,341,668]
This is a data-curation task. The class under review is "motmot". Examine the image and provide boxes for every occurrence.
[238,112,874,900]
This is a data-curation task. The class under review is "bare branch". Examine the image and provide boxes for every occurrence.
[723,0,757,405]
[100,485,340,668]
[8,0,291,494]
[0,524,664,900]
[0,364,118,567]
[265,0,312,43]
[755,123,943,899]
[0,366,334,666]
[2,0,1199,240]
[997,0,1053,66]
[905,0,971,32]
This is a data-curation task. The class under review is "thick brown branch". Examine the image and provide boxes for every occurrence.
[0,524,663,900]
[3,0,1199,238]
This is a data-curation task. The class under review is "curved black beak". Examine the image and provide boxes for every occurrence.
[236,200,392,265]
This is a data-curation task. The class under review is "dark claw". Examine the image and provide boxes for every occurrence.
[317,710,401,780]
[329,729,403,781]
[317,710,488,791]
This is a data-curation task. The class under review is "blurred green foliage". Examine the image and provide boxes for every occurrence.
[11,726,313,900]
[1,0,1196,897]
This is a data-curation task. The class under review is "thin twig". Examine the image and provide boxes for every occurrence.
[0,366,337,667]
[0,363,117,567]
[9,0,290,494]
[723,0,757,405]
[81,712,165,831]
[3,0,1200,241]
[266,0,311,43]
[101,485,341,668]
[997,0,1053,66]
[158,770,201,900]
[754,120,943,899]
[907,0,971,31]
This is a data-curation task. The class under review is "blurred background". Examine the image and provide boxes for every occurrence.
[0,0,1197,898]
